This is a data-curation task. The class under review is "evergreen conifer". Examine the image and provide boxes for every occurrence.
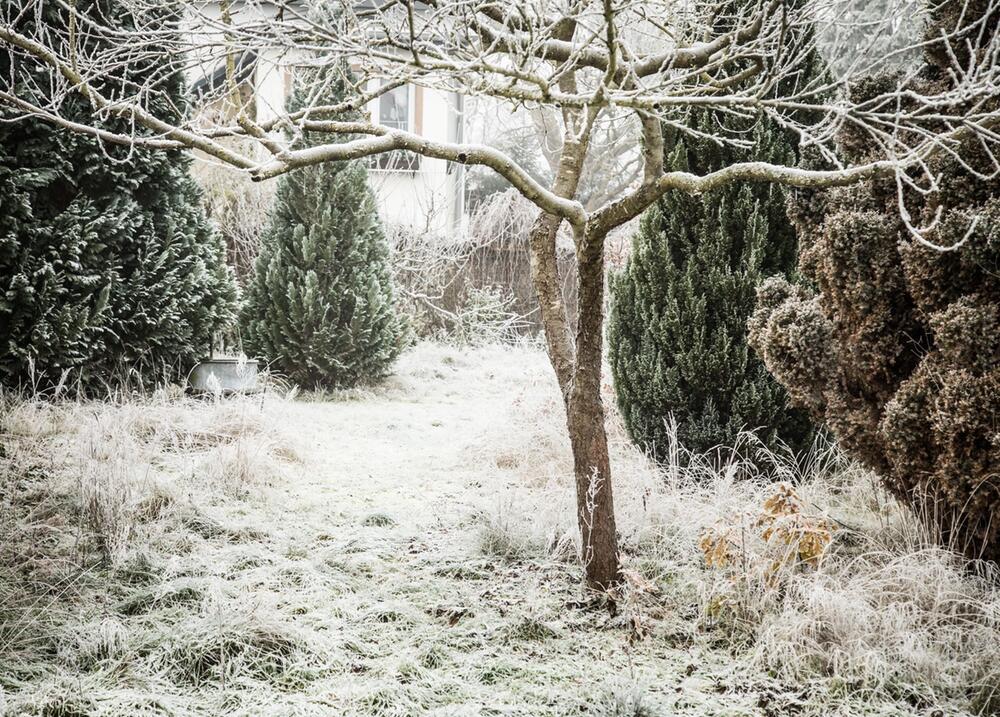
[240,69,405,388]
[608,112,814,458]
[0,1,236,388]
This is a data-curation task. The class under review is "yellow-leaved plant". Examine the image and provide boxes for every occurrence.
[699,483,835,632]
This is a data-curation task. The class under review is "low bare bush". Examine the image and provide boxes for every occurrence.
[389,190,577,341]
[191,143,276,286]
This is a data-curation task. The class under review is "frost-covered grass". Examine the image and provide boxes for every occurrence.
[1,341,998,716]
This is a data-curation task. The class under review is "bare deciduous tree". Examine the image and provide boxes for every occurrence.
[3,0,999,589]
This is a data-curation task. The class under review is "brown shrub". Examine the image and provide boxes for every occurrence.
[750,3,1000,561]
[389,190,578,339]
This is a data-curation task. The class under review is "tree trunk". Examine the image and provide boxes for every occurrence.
[567,221,620,590]
[528,212,575,389]
[527,213,621,590]
[524,81,620,589]
[566,386,619,590]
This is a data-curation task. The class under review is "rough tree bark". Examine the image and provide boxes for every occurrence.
[528,212,620,591]
[566,221,618,590]
[524,113,620,589]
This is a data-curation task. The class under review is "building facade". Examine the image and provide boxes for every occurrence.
[189,5,467,236]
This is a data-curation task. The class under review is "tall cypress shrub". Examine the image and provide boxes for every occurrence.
[240,70,405,388]
[0,1,236,388]
[608,114,814,458]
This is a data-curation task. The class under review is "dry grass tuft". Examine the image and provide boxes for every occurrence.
[156,608,314,688]
[77,420,142,564]
[477,502,548,562]
[585,683,660,717]
[361,512,396,528]
[116,583,202,617]
[57,616,130,669]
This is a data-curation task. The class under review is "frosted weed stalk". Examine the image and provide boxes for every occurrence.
[75,410,155,565]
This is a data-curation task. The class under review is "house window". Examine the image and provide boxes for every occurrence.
[372,84,421,172]
[379,85,409,131]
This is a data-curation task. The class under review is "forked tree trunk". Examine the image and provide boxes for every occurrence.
[522,79,621,589]
[528,211,621,591]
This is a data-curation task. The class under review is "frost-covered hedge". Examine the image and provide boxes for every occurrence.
[0,0,236,388]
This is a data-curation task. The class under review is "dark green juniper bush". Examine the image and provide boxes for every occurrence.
[0,0,236,389]
[609,0,822,462]
[608,112,814,461]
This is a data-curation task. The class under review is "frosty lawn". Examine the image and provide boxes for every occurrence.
[2,342,998,716]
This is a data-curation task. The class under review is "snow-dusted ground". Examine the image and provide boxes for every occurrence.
[3,342,998,716]
[194,342,746,714]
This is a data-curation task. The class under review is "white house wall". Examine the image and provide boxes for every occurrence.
[252,51,287,127]
[366,88,465,237]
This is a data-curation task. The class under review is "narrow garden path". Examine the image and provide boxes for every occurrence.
[204,343,749,715]
[279,344,520,534]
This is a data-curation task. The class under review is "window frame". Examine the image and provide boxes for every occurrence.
[367,81,421,172]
